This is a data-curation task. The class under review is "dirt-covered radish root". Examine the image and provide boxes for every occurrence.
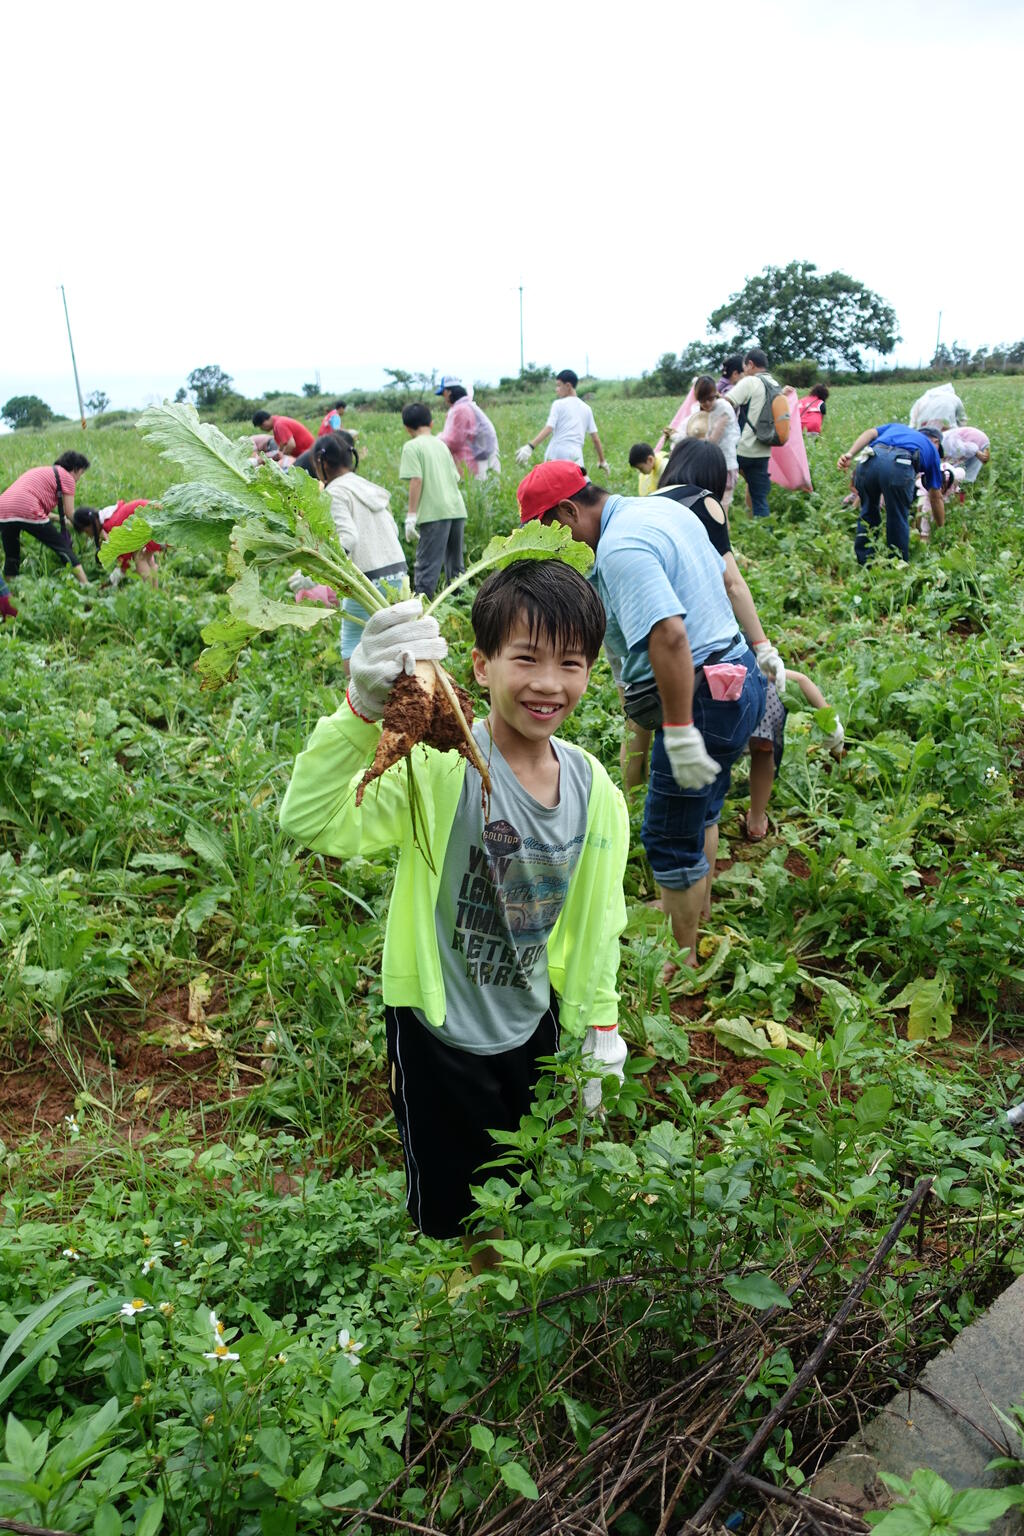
[356,662,480,804]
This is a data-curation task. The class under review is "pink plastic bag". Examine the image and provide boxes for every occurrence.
[294,584,339,607]
[667,385,697,437]
[703,663,747,701]
[768,387,812,491]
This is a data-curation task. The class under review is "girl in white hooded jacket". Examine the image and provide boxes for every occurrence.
[311,434,408,664]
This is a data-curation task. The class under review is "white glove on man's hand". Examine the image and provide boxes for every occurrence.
[662,724,720,789]
[515,444,534,466]
[347,599,447,721]
[582,1026,627,1113]
[404,515,419,543]
[754,641,786,694]
[826,716,845,758]
[597,459,610,475]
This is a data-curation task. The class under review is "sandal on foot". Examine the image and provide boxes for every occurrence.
[739,812,770,843]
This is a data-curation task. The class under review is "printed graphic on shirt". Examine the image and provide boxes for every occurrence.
[451,817,586,987]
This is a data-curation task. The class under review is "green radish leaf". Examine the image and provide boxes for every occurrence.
[98,515,156,569]
[195,617,262,690]
[227,565,339,635]
[478,519,594,575]
[138,402,256,494]
[145,482,256,550]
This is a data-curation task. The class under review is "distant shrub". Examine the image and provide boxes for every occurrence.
[776,359,819,389]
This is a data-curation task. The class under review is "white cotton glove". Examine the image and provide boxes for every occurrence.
[662,724,720,789]
[287,569,312,593]
[597,459,610,475]
[404,515,419,543]
[826,716,845,759]
[347,599,448,721]
[754,641,786,695]
[515,444,534,467]
[582,1026,627,1113]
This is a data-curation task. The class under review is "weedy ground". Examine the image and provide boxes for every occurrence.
[0,379,1022,1534]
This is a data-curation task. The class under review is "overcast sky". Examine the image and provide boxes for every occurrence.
[2,0,1021,418]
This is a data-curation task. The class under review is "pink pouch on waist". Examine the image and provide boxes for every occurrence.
[703,662,747,701]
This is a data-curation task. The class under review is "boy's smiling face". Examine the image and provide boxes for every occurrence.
[473,616,591,750]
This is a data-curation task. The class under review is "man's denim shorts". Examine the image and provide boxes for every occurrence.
[641,649,767,890]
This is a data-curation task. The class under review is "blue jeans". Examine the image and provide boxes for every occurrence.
[737,453,772,518]
[641,649,767,890]
[854,445,915,563]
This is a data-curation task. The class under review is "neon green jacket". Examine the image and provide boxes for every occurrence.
[279,700,629,1036]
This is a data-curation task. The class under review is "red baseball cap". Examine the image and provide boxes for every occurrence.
[517,461,588,524]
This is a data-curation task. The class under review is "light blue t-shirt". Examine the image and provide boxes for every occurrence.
[593,494,742,687]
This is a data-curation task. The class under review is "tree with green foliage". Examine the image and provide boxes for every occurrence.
[301,382,320,398]
[2,395,55,430]
[186,365,234,408]
[708,261,900,369]
[85,390,110,416]
[174,386,188,403]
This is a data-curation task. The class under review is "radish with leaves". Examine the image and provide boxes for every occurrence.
[110,404,593,811]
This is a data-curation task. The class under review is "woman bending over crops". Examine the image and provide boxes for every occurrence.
[0,451,90,589]
[279,561,630,1270]
[310,433,408,667]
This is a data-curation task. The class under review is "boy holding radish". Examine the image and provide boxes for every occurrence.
[279,561,629,1270]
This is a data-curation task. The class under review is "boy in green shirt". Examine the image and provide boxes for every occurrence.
[279,561,629,1269]
[399,402,467,598]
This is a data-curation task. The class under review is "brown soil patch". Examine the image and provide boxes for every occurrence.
[784,850,812,880]
[685,1028,769,1104]
[0,983,253,1144]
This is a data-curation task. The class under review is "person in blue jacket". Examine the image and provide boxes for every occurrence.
[837,423,945,563]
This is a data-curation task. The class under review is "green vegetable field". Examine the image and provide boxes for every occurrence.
[1,378,1023,1534]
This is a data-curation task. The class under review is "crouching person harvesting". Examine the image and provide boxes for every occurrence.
[279,562,629,1270]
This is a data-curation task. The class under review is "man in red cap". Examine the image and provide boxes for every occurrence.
[516,462,767,971]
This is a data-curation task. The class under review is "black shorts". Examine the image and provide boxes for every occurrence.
[385,999,559,1240]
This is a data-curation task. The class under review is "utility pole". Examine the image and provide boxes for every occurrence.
[59,284,87,429]
[518,282,524,374]
[935,310,942,357]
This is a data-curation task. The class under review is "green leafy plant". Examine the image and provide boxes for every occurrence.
[867,1469,1023,1536]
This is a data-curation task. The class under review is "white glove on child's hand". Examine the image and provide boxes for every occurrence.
[662,724,720,789]
[347,599,448,721]
[515,444,534,466]
[754,641,786,694]
[598,459,610,474]
[582,1026,627,1114]
[826,716,845,758]
[404,515,419,543]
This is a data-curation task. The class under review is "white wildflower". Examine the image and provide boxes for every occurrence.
[203,1343,240,1364]
[62,1247,81,1261]
[337,1327,365,1361]
[120,1299,151,1322]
